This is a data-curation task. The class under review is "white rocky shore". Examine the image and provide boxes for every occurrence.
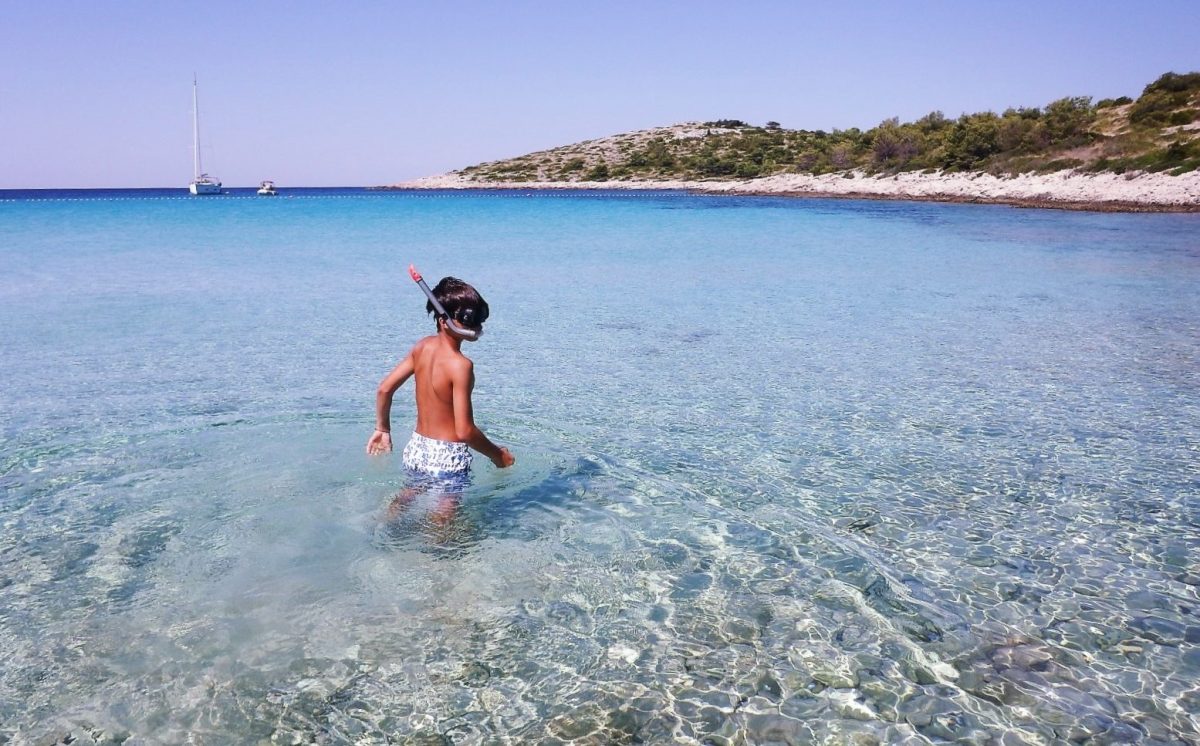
[390,169,1200,212]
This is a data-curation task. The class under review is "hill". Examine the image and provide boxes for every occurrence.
[446,72,1200,184]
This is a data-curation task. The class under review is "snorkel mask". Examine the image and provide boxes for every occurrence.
[409,264,483,341]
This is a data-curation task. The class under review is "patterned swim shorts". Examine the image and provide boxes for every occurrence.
[402,431,473,477]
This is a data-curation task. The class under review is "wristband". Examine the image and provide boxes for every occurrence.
[375,428,390,434]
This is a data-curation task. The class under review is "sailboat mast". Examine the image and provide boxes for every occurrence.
[192,75,202,180]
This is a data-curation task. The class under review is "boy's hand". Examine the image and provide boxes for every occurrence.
[367,430,392,455]
[492,447,515,469]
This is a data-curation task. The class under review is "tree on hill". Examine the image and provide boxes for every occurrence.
[1041,96,1095,147]
[943,113,1001,170]
[871,117,921,169]
[1130,72,1200,126]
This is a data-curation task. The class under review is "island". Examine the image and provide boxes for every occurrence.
[385,72,1200,212]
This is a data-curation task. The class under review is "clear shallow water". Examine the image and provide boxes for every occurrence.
[1,188,1199,744]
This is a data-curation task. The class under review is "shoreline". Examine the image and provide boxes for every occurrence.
[384,169,1200,213]
[709,189,1200,214]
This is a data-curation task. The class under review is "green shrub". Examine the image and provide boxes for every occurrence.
[943,113,1001,170]
[915,110,951,132]
[1002,106,1043,120]
[1130,73,1200,125]
[585,163,610,180]
[1096,96,1133,108]
[794,151,820,172]
[871,120,921,168]
[1041,96,1096,146]
[1087,156,1139,174]
[828,143,856,170]
[997,116,1039,153]
[1131,98,1183,126]
[1125,140,1200,172]
[559,158,585,173]
[1169,110,1197,126]
[1143,72,1200,96]
[1162,139,1196,164]
[696,157,737,176]
[736,162,762,178]
[639,139,676,170]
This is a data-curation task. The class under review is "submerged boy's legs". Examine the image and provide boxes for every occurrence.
[380,433,473,541]
[385,485,424,521]
[432,493,461,526]
[384,465,470,526]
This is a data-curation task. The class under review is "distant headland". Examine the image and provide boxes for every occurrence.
[385,72,1200,212]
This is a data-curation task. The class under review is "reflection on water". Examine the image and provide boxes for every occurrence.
[1,190,1199,743]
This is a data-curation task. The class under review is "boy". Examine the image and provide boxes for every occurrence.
[366,277,514,485]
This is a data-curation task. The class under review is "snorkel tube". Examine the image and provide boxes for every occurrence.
[409,264,482,341]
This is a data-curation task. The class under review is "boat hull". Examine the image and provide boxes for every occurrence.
[189,181,222,195]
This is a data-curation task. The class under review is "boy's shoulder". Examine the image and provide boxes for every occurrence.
[412,336,473,367]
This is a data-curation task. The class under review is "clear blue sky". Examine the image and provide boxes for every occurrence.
[2,1,1197,188]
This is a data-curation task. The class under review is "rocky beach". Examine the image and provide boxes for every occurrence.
[392,168,1200,212]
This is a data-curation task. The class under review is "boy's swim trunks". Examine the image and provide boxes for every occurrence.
[402,431,473,476]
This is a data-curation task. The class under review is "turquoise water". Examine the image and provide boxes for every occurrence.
[1,189,1199,743]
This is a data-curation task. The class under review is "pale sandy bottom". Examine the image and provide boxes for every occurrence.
[393,169,1200,210]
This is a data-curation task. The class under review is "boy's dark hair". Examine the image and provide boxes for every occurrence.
[428,277,490,328]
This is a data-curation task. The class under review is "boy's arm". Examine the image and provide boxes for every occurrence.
[450,359,514,468]
[367,351,415,455]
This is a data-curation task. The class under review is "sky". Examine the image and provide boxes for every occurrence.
[2,1,1198,188]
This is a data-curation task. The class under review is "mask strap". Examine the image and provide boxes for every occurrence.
[409,264,480,341]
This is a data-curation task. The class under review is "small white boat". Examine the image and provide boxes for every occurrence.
[257,180,278,196]
[188,76,222,195]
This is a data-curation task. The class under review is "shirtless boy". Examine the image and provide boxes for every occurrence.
[366,276,514,488]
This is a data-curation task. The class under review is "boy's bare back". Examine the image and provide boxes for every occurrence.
[410,334,473,443]
[366,275,512,469]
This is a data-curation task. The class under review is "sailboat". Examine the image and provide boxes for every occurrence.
[189,76,222,195]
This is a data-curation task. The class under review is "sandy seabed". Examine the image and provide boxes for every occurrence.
[391,169,1200,212]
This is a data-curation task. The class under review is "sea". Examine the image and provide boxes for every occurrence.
[1,187,1198,744]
